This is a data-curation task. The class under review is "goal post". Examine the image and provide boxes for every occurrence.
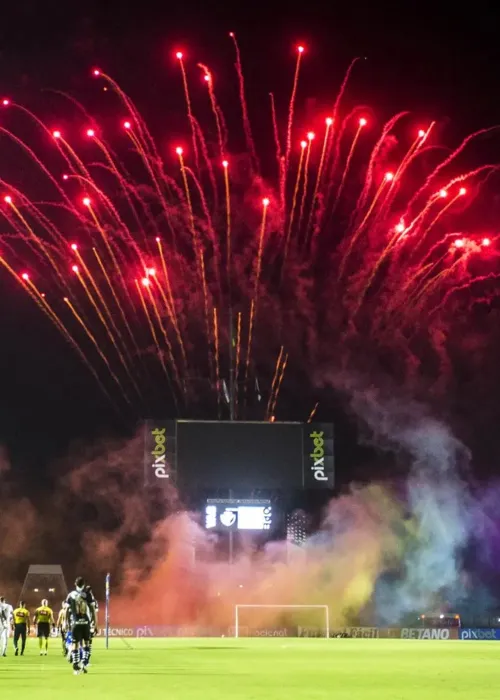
[234,604,330,639]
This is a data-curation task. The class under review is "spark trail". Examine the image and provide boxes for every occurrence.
[0,38,497,419]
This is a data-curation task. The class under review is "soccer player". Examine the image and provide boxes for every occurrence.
[86,585,99,654]
[66,576,96,675]
[12,602,30,656]
[0,596,13,657]
[33,599,55,656]
[56,601,69,656]
[0,597,8,657]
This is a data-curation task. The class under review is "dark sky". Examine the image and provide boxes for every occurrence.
[0,0,499,478]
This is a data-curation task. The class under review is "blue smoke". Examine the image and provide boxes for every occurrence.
[346,385,472,623]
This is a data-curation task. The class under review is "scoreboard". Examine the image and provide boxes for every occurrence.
[204,499,273,532]
[144,420,334,491]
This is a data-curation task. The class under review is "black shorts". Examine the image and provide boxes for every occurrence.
[37,622,51,638]
[72,623,91,645]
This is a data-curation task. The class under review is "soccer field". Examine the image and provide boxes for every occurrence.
[2,637,500,699]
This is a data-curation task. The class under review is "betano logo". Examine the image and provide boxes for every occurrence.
[151,428,169,479]
[401,628,450,639]
[310,431,328,482]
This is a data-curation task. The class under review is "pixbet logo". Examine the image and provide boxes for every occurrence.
[151,428,169,479]
[461,629,497,640]
[310,431,328,481]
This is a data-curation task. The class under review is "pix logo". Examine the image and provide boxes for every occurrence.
[310,430,328,482]
[151,428,169,479]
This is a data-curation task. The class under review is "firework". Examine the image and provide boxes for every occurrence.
[0,38,497,418]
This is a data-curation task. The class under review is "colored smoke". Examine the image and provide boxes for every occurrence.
[0,384,497,629]
[107,384,478,628]
[344,383,471,622]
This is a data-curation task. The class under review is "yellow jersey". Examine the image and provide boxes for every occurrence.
[13,607,30,625]
[34,606,54,625]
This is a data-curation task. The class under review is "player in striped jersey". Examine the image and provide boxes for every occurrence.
[66,577,96,675]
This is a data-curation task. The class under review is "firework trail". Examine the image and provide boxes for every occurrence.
[296,131,315,241]
[213,307,221,417]
[266,345,284,419]
[245,199,270,386]
[199,63,227,161]
[0,38,498,418]
[305,117,333,243]
[269,92,285,218]
[222,159,232,296]
[269,352,288,419]
[331,117,367,215]
[230,33,259,172]
[307,402,319,423]
[285,46,305,174]
[176,52,200,170]
[283,139,306,265]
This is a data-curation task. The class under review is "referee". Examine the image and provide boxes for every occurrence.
[12,602,30,656]
[33,599,54,656]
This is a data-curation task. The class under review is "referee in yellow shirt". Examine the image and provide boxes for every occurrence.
[33,600,55,656]
[12,602,30,656]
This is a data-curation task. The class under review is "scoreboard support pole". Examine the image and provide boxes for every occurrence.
[229,308,236,422]
[229,489,234,565]
[228,292,235,563]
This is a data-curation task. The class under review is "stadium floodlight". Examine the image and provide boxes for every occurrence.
[234,605,330,639]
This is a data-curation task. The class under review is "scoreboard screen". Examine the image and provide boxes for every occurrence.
[204,499,273,532]
[176,420,303,490]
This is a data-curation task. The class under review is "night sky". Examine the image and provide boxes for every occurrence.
[0,0,499,484]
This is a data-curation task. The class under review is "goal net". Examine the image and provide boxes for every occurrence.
[234,605,330,639]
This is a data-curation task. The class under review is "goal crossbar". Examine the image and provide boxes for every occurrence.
[234,604,330,638]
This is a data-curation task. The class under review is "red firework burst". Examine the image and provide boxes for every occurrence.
[0,38,498,419]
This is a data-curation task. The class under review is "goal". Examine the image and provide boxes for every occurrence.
[234,605,330,639]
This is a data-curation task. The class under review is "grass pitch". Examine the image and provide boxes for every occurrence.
[1,637,500,699]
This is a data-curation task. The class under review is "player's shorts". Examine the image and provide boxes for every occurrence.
[71,623,91,645]
[37,622,51,638]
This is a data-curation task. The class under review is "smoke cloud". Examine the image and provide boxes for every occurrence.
[0,379,498,630]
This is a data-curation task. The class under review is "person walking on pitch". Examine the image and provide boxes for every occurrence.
[66,576,97,675]
[12,602,30,656]
[33,599,55,656]
[85,584,98,664]
[57,601,69,656]
[0,596,12,657]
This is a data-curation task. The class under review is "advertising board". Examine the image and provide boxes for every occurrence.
[460,628,500,640]
[302,627,457,639]
[304,424,334,488]
[97,624,471,639]
[400,628,458,640]
[143,420,176,486]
